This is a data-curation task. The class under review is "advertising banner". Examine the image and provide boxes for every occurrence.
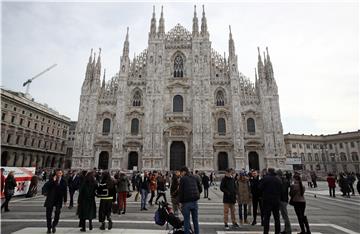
[1,167,36,198]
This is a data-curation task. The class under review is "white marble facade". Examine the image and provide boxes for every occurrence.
[72,6,286,171]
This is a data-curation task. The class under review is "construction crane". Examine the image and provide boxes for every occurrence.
[22,64,57,95]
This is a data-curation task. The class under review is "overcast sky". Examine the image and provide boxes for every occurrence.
[1,1,359,135]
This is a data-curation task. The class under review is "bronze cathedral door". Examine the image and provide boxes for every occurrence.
[170,141,185,170]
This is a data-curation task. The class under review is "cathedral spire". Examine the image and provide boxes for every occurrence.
[150,5,157,37]
[158,6,165,35]
[102,69,106,88]
[96,48,101,66]
[123,27,130,57]
[95,48,101,77]
[88,48,93,64]
[200,5,208,37]
[228,25,235,58]
[257,47,264,80]
[266,47,274,79]
[192,5,199,36]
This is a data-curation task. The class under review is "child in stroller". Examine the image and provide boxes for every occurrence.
[154,201,193,234]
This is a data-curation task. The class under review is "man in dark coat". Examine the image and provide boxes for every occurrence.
[43,169,67,234]
[202,173,210,199]
[250,170,263,226]
[67,170,80,209]
[259,168,282,234]
[178,166,202,234]
[220,168,239,230]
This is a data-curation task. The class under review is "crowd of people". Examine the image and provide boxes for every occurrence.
[1,166,360,234]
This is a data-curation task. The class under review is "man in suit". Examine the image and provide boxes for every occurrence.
[44,169,67,233]
[67,170,80,209]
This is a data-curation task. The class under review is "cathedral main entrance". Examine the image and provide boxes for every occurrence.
[218,152,229,171]
[128,151,138,170]
[170,141,185,171]
[98,151,109,170]
[248,151,259,170]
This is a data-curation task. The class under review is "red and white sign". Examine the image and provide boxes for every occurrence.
[1,167,36,198]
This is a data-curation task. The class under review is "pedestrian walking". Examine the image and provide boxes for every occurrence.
[326,173,336,197]
[68,170,80,209]
[290,173,311,234]
[1,171,17,212]
[236,172,252,224]
[78,171,97,232]
[139,171,150,211]
[348,172,356,195]
[249,170,263,226]
[277,169,292,234]
[339,173,351,198]
[209,172,214,186]
[170,170,181,216]
[178,166,202,234]
[0,168,5,195]
[259,168,282,234]
[131,172,137,191]
[43,169,67,234]
[220,168,240,230]
[116,172,130,214]
[96,171,116,230]
[310,171,317,188]
[148,171,157,206]
[155,174,167,204]
[356,173,360,195]
[202,173,210,199]
[306,173,312,188]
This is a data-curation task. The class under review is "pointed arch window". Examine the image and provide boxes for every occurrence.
[132,90,142,106]
[218,118,226,135]
[247,118,256,134]
[131,118,139,135]
[173,95,183,112]
[216,90,225,106]
[173,55,184,78]
[102,118,111,135]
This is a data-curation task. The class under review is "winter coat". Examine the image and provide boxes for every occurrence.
[170,175,180,198]
[149,175,157,192]
[68,174,80,191]
[157,177,166,192]
[290,182,306,203]
[77,181,97,220]
[220,175,237,204]
[178,174,202,203]
[4,175,17,196]
[259,173,282,204]
[202,175,210,189]
[139,175,150,192]
[327,176,336,188]
[249,176,262,198]
[279,176,291,203]
[44,178,67,208]
[116,174,130,192]
[236,177,252,204]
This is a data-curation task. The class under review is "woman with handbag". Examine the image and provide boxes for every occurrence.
[290,173,311,234]
[1,171,17,212]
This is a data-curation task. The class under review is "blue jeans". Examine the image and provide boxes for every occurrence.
[182,201,199,234]
[140,189,149,209]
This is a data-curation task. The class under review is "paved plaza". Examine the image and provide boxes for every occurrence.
[1,182,359,234]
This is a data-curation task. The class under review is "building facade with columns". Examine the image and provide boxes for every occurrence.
[72,6,286,171]
[1,88,70,168]
[284,131,360,174]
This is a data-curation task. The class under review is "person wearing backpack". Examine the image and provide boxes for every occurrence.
[43,169,67,234]
[1,171,17,212]
[96,171,116,230]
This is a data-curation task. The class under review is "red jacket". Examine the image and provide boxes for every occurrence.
[327,176,336,188]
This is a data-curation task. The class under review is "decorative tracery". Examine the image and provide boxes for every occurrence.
[174,55,184,78]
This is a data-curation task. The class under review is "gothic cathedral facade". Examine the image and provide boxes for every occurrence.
[72,6,286,171]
